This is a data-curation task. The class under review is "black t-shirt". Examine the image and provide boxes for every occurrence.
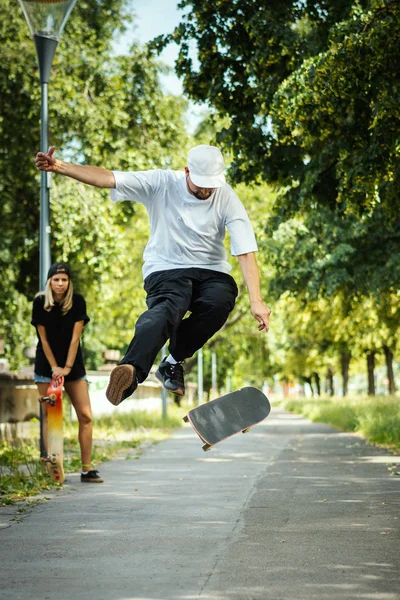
[31,293,90,381]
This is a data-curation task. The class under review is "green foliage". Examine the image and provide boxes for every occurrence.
[0,279,34,370]
[271,2,400,218]
[357,399,400,448]
[157,0,400,215]
[0,439,58,503]
[1,0,191,368]
[264,200,400,383]
[3,0,399,393]
[150,0,400,391]
[92,406,184,432]
[279,394,400,452]
[282,397,359,432]
[266,203,400,307]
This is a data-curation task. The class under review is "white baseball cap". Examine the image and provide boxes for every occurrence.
[187,145,226,188]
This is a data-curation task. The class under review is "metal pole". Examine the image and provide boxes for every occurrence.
[35,36,58,458]
[39,81,51,290]
[39,76,51,459]
[18,1,77,460]
[197,348,203,405]
[211,352,217,399]
[34,34,58,289]
[161,344,167,420]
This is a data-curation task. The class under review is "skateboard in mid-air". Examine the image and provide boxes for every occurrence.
[39,376,65,483]
[184,386,271,451]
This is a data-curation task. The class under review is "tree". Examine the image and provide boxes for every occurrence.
[264,204,400,395]
[152,1,400,394]
[1,0,191,368]
[155,0,400,217]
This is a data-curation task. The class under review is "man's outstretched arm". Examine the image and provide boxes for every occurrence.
[35,146,115,188]
[237,252,271,333]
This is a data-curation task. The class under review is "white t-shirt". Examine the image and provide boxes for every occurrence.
[110,169,258,279]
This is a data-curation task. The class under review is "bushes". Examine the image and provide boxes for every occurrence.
[279,395,400,452]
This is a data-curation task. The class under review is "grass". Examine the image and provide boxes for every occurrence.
[0,404,186,505]
[0,439,56,504]
[276,394,400,453]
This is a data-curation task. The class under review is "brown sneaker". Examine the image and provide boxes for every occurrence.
[106,364,137,406]
[81,470,104,483]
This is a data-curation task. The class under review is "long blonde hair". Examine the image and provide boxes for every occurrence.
[36,277,74,315]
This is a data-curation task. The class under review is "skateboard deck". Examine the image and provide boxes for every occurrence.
[39,376,64,483]
[184,386,271,451]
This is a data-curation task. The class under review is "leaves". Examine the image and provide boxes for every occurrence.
[0,0,190,367]
[155,1,400,390]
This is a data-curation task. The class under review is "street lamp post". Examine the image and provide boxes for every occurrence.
[17,0,78,290]
[17,0,78,458]
[197,348,203,405]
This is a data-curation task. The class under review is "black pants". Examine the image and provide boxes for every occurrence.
[120,268,238,383]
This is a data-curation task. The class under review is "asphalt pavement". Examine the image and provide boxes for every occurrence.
[1,406,399,600]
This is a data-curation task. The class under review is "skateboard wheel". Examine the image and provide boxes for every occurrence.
[183,415,189,423]
[48,394,57,406]
[50,454,58,465]
[40,395,56,406]
[242,427,252,434]
[202,443,212,452]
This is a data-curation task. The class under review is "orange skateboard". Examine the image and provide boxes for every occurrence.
[39,376,65,483]
[184,386,271,451]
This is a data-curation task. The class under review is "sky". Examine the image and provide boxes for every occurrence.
[113,0,207,131]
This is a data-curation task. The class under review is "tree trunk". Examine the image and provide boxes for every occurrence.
[313,372,321,396]
[367,351,375,396]
[302,376,314,396]
[340,351,351,397]
[283,380,289,398]
[326,368,334,396]
[383,345,397,395]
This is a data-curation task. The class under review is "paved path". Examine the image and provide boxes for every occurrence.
[1,407,399,599]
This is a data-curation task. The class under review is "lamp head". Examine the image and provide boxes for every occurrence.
[18,0,78,40]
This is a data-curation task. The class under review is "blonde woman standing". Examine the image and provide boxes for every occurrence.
[31,262,103,483]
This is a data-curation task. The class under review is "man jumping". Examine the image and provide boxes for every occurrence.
[35,144,271,406]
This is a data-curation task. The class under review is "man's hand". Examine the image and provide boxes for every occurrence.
[236,252,271,333]
[35,146,57,172]
[34,148,115,188]
[251,300,271,333]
